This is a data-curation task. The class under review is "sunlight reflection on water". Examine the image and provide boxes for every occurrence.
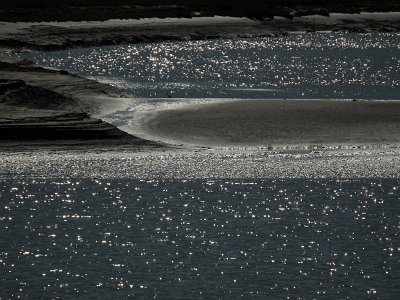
[1,178,399,299]
[25,33,400,99]
[11,33,400,299]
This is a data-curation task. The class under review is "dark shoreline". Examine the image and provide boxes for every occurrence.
[2,12,400,52]
[0,59,163,149]
[1,0,399,22]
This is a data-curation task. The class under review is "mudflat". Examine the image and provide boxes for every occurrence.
[1,0,398,22]
[140,99,400,148]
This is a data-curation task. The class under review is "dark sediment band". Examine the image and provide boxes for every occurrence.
[0,112,123,140]
[0,63,161,148]
[1,13,400,52]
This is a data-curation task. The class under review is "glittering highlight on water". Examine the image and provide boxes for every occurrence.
[1,178,399,299]
[10,33,400,299]
[26,33,400,99]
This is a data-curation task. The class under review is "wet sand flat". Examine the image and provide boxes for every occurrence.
[1,13,400,51]
[141,99,400,148]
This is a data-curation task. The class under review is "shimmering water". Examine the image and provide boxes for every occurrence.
[0,149,400,299]
[1,178,399,299]
[7,34,400,298]
[26,33,400,99]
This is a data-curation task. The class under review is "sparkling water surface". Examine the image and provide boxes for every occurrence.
[25,33,400,99]
[1,178,399,299]
[1,149,400,299]
[6,33,400,298]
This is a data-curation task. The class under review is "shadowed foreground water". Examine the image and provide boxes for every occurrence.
[1,178,399,299]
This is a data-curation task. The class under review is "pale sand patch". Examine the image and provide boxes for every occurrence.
[139,99,400,148]
[1,13,399,34]
[1,12,400,51]
[294,12,400,22]
[0,16,257,34]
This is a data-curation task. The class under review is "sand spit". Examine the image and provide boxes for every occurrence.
[1,13,400,51]
[0,60,161,149]
[139,99,400,149]
[0,59,131,114]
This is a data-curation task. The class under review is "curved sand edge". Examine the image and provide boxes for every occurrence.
[0,61,162,149]
[139,99,400,149]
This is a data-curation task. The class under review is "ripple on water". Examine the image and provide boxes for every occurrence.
[25,33,400,99]
[1,178,399,299]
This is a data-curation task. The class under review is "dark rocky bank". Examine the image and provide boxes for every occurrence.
[0,0,399,22]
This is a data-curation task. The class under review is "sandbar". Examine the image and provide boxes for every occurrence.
[140,99,400,149]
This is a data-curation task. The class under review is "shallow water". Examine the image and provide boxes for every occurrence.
[25,33,400,100]
[1,177,399,299]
